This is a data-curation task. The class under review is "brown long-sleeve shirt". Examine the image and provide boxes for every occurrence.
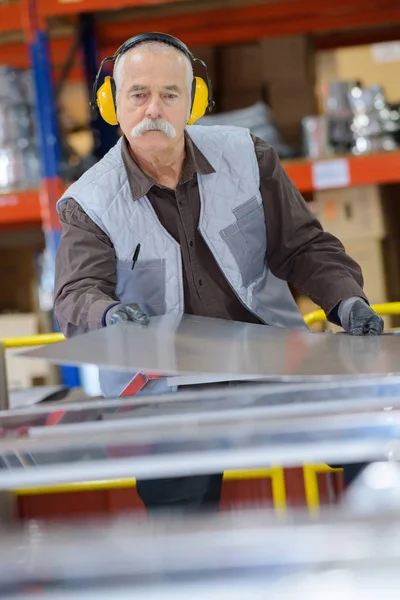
[54,133,366,337]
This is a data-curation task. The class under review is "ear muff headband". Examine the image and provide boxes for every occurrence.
[91,32,214,126]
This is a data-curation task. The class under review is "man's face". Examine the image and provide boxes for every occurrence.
[116,46,191,152]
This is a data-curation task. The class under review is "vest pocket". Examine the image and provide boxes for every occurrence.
[220,203,266,287]
[116,258,166,316]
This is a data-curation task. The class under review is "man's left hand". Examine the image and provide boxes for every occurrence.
[348,299,384,336]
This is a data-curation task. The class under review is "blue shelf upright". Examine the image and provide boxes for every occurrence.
[23,0,80,388]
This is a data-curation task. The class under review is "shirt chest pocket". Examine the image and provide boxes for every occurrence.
[116,258,166,316]
[220,197,267,287]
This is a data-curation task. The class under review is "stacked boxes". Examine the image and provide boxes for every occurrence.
[260,35,318,148]
[297,185,395,331]
[217,43,264,112]
[297,296,325,332]
[312,185,391,329]
[0,313,57,389]
[216,36,318,149]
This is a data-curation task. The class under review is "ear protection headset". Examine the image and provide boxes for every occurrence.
[90,32,214,126]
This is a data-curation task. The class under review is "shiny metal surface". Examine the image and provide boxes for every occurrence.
[1,375,400,422]
[0,402,400,487]
[22,315,400,380]
[343,462,400,514]
[2,508,400,597]
[0,379,398,487]
[4,571,400,600]
[8,385,66,409]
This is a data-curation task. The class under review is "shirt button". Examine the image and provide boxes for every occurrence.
[198,279,203,286]
[179,200,184,206]
[189,240,194,247]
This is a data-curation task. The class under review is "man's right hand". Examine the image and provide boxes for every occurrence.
[105,302,149,326]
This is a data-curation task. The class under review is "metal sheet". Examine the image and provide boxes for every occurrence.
[2,507,400,597]
[4,569,400,600]
[0,379,399,488]
[21,315,400,380]
[0,377,400,440]
[0,404,399,488]
[8,386,67,409]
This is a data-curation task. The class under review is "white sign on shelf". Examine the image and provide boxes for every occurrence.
[312,158,350,190]
[372,42,400,63]
[0,195,18,207]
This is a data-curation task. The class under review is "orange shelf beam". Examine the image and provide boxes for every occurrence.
[2,0,400,70]
[96,0,400,47]
[0,191,41,225]
[283,150,400,193]
[38,0,189,17]
[0,2,22,34]
[283,160,314,193]
[1,151,400,226]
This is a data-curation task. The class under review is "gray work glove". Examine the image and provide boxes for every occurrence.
[347,299,384,336]
[105,302,149,326]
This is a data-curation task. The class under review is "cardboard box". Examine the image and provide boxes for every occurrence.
[266,80,318,146]
[321,238,391,332]
[218,43,262,90]
[296,295,325,332]
[278,122,302,148]
[343,239,387,305]
[0,246,39,313]
[260,35,316,82]
[218,87,264,112]
[313,186,386,242]
[0,313,58,389]
[382,236,400,327]
[267,81,318,124]
[383,236,400,298]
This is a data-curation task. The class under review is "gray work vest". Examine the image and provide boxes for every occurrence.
[58,125,307,397]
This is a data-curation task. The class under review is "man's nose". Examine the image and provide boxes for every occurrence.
[145,96,163,119]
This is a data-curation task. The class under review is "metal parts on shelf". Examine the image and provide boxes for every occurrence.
[0,67,40,193]
[303,80,400,159]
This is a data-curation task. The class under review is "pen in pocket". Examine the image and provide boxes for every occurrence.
[131,244,141,270]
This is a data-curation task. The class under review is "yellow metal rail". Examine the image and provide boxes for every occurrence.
[14,465,335,514]
[1,332,64,349]
[14,468,287,513]
[304,301,400,327]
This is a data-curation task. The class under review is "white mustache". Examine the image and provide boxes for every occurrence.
[131,118,177,139]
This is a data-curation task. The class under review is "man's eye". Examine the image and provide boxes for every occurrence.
[165,94,178,100]
[133,94,145,99]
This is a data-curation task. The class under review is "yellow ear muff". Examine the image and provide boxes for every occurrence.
[187,77,209,126]
[96,76,119,126]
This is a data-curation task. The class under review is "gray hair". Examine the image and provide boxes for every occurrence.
[113,41,193,105]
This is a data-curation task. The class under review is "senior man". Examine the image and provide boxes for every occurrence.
[54,33,383,512]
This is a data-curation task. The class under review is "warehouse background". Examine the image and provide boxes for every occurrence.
[0,0,400,391]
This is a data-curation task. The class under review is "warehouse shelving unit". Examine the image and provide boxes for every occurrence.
[5,148,400,229]
[285,149,400,192]
[0,0,400,229]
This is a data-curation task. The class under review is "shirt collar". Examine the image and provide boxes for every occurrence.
[121,131,215,201]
